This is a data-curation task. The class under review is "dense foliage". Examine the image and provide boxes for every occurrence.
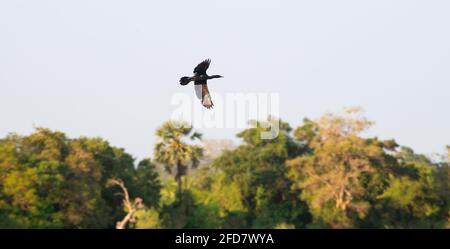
[0,128,160,228]
[0,109,448,228]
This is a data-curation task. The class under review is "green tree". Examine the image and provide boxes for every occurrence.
[377,147,448,228]
[154,121,203,199]
[0,128,106,228]
[134,208,162,228]
[287,108,393,228]
[0,128,161,228]
[79,138,160,227]
[213,118,310,228]
[134,158,161,208]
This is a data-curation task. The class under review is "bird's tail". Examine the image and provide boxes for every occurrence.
[179,76,192,85]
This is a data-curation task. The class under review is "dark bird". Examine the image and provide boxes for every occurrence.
[179,59,223,109]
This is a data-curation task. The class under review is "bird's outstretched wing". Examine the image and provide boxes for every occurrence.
[194,84,214,109]
[193,59,211,75]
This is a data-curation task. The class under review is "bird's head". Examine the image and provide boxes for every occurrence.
[211,75,223,79]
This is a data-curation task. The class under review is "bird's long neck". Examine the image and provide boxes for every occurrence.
[207,75,222,79]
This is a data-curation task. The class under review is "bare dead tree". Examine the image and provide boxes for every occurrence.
[107,178,144,229]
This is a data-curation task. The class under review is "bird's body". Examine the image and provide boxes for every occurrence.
[179,59,223,109]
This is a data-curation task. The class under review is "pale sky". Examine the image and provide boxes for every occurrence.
[1,1,449,160]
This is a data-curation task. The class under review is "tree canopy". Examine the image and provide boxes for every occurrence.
[0,109,448,229]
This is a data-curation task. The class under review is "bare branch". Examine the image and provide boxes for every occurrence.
[107,178,144,229]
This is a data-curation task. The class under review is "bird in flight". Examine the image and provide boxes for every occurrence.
[179,59,223,109]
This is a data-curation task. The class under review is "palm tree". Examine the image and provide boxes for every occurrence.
[154,121,203,199]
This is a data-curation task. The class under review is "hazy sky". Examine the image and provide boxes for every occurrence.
[1,1,449,160]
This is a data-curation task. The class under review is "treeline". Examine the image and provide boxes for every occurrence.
[0,108,448,228]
